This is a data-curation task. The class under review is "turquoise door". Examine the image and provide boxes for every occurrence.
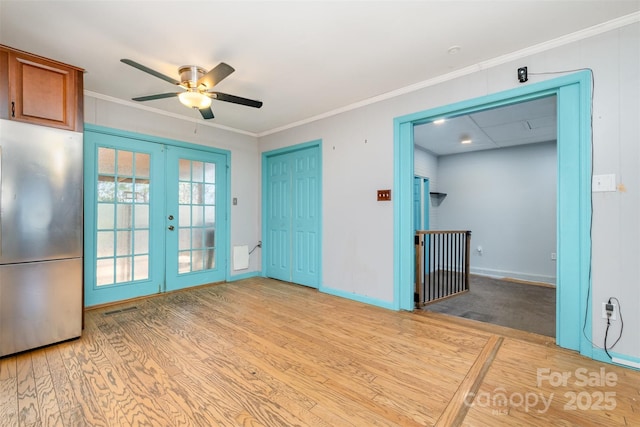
[165,146,227,291]
[85,132,166,306]
[413,176,429,231]
[291,147,320,286]
[423,178,430,230]
[266,154,291,282]
[265,145,320,288]
[413,177,420,231]
[85,128,228,306]
[414,176,430,280]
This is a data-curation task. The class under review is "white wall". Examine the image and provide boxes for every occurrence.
[437,142,557,284]
[84,96,263,273]
[259,103,396,302]
[258,22,640,359]
[81,21,639,360]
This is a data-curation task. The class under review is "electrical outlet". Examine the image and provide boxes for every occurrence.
[601,302,617,321]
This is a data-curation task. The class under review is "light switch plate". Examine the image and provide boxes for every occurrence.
[592,174,616,192]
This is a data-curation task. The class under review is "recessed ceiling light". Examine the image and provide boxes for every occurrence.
[461,138,472,144]
[448,45,461,55]
[433,118,445,125]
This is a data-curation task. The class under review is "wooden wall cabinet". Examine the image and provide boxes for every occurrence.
[0,45,83,132]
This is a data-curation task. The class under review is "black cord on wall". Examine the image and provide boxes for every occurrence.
[248,241,262,255]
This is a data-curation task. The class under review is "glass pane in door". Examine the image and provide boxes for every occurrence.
[177,159,216,274]
[96,147,150,286]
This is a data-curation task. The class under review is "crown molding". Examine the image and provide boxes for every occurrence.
[258,12,640,138]
[84,90,259,138]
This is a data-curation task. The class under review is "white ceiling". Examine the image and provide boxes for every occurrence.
[1,1,638,136]
[414,95,557,156]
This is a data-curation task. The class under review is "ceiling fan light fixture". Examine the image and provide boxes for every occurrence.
[178,90,211,109]
[122,59,261,120]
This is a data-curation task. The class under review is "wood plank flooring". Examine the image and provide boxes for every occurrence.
[1,277,639,426]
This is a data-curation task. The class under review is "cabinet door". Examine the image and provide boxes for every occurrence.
[8,51,82,131]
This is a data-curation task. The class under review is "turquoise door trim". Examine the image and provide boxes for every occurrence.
[261,140,322,288]
[394,71,592,357]
[83,124,231,306]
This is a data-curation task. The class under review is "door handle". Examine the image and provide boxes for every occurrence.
[168,225,175,231]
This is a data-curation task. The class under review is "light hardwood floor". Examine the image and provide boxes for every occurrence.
[1,277,638,426]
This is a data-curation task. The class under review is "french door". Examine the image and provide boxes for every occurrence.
[84,129,227,307]
[165,146,227,291]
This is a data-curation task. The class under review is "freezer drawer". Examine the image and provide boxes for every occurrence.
[0,258,82,357]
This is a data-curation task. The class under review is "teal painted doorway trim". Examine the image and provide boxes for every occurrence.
[393,71,593,357]
[261,139,323,288]
[83,124,232,306]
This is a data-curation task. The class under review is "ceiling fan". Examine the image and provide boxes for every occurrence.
[120,58,263,120]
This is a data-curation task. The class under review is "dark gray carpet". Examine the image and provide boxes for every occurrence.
[422,275,556,337]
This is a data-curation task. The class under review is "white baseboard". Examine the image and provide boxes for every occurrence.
[612,357,640,370]
[470,267,556,286]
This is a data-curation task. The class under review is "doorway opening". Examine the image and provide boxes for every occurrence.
[413,96,557,337]
[394,71,593,356]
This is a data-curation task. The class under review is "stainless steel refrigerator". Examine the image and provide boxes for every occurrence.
[0,119,83,357]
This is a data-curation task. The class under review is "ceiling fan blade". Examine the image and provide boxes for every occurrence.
[132,92,180,102]
[197,62,235,90]
[121,59,181,85]
[199,107,215,120]
[208,92,263,108]
[199,107,213,120]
